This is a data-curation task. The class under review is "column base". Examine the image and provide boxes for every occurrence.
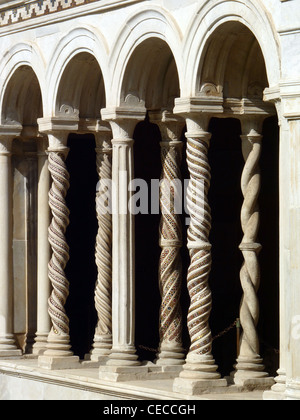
[285,381,300,400]
[38,331,81,370]
[173,353,227,395]
[99,365,149,382]
[155,342,185,367]
[32,333,49,355]
[106,347,141,367]
[233,356,274,388]
[84,334,112,366]
[263,370,286,400]
[0,349,22,358]
[0,336,22,358]
[38,355,81,370]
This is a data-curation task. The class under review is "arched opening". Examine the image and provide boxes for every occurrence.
[55,52,105,119]
[120,37,188,360]
[195,22,279,377]
[1,65,43,352]
[197,21,268,101]
[55,53,106,358]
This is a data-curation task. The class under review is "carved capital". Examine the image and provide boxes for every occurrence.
[149,110,184,142]
[0,137,14,155]
[0,125,22,155]
[101,107,146,140]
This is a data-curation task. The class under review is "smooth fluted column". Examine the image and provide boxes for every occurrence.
[33,137,52,355]
[152,112,185,367]
[107,121,138,366]
[89,129,113,363]
[38,131,79,370]
[99,111,148,381]
[0,135,22,358]
[234,118,273,387]
[173,116,226,395]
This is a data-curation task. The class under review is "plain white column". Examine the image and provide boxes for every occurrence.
[285,112,300,400]
[99,110,148,382]
[263,95,289,400]
[0,135,22,358]
[33,137,52,355]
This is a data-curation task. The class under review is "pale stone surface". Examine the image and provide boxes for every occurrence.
[0,359,264,400]
[0,0,298,400]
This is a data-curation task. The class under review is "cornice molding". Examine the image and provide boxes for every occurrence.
[0,0,145,33]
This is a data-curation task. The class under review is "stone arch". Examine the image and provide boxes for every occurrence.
[0,43,45,127]
[182,0,281,98]
[197,21,268,102]
[108,6,183,109]
[46,27,109,118]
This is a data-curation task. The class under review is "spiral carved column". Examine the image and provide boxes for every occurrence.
[89,132,113,362]
[33,137,52,355]
[39,133,79,369]
[234,125,272,386]
[155,115,185,367]
[174,117,226,394]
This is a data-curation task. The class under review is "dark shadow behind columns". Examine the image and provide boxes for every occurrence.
[208,117,279,378]
[133,116,190,361]
[65,133,98,359]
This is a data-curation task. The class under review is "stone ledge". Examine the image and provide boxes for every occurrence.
[0,358,265,400]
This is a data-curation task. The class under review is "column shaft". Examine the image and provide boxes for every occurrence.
[174,116,226,394]
[0,137,22,357]
[89,132,113,362]
[107,138,138,365]
[38,132,79,369]
[33,138,51,355]
[285,115,300,400]
[234,122,273,387]
[155,114,185,366]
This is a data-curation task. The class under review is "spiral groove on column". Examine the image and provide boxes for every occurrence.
[185,134,213,356]
[93,142,113,349]
[237,134,263,364]
[159,142,183,348]
[47,150,70,336]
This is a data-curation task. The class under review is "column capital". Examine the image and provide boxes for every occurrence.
[240,115,265,136]
[38,116,78,152]
[149,109,184,142]
[174,96,223,119]
[0,125,22,154]
[94,123,112,151]
[101,107,146,140]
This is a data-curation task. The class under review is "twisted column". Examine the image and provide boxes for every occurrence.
[155,114,185,366]
[33,137,51,355]
[90,132,113,362]
[39,132,79,369]
[174,117,226,394]
[234,123,270,385]
[0,134,22,357]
